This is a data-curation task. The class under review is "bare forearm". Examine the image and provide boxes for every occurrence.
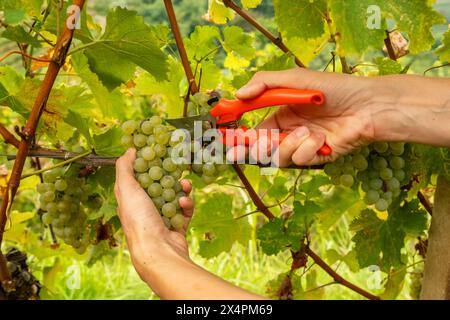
[136,244,265,300]
[371,75,450,147]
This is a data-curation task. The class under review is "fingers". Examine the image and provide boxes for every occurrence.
[180,179,192,196]
[291,132,327,166]
[273,127,311,167]
[115,148,165,237]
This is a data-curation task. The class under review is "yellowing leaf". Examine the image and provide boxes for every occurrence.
[208,0,235,24]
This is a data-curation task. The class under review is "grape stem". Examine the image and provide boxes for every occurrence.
[20,150,92,180]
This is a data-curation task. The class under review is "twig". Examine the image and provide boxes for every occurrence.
[21,150,92,179]
[305,246,380,300]
[0,124,20,148]
[163,0,198,94]
[222,0,305,68]
[0,50,52,64]
[417,191,433,216]
[232,164,275,220]
[339,56,352,74]
[423,62,450,76]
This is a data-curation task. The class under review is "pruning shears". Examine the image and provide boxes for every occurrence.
[166,88,332,156]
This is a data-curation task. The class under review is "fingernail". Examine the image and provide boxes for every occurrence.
[294,127,309,138]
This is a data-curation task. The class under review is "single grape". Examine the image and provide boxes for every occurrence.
[215,163,228,172]
[386,178,400,191]
[148,116,162,127]
[55,179,68,191]
[46,202,58,213]
[389,156,405,170]
[373,157,388,170]
[202,163,216,176]
[134,158,149,173]
[352,154,369,171]
[162,158,177,172]
[375,198,389,211]
[121,120,138,135]
[162,216,171,228]
[154,144,167,158]
[173,181,183,193]
[379,168,393,181]
[147,135,156,146]
[57,200,71,212]
[133,134,147,148]
[162,188,176,202]
[340,174,354,188]
[382,191,393,200]
[43,170,58,183]
[149,166,163,181]
[389,142,404,155]
[42,212,54,225]
[121,135,133,147]
[141,146,156,161]
[374,142,389,153]
[153,125,168,137]
[148,158,162,168]
[192,164,203,174]
[342,163,355,175]
[152,196,165,209]
[42,191,55,202]
[170,214,185,230]
[369,179,383,190]
[324,163,341,176]
[364,190,380,205]
[141,120,154,135]
[162,203,177,218]
[155,132,170,145]
[148,183,163,197]
[137,173,152,188]
[394,169,406,182]
[161,175,175,189]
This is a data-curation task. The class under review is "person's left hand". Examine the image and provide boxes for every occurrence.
[114,148,194,282]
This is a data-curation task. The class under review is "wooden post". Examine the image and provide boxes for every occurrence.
[421,175,450,300]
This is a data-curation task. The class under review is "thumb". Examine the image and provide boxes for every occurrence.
[115,148,166,236]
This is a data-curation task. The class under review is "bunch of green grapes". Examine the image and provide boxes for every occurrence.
[190,139,228,184]
[121,112,230,228]
[37,166,100,254]
[324,142,410,211]
[121,116,191,230]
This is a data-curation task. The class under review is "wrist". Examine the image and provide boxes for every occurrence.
[368,75,450,145]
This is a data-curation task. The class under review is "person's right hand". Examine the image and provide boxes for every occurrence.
[233,68,378,167]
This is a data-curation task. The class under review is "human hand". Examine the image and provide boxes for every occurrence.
[232,68,377,166]
[115,148,194,283]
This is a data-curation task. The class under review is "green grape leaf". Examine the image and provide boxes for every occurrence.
[257,218,290,255]
[376,57,402,75]
[190,193,251,258]
[330,0,386,55]
[241,0,262,9]
[222,26,255,60]
[274,0,327,40]
[382,0,445,54]
[208,0,235,24]
[267,176,289,199]
[64,110,94,147]
[351,201,427,271]
[1,25,42,47]
[80,7,168,90]
[380,268,407,300]
[258,53,297,72]
[71,53,125,119]
[135,57,185,118]
[0,0,43,25]
[185,25,221,60]
[437,30,450,62]
[93,127,124,156]
[99,198,118,223]
[89,167,116,191]
[196,60,223,90]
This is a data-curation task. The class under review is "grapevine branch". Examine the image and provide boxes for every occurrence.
[0,124,20,149]
[222,0,305,68]
[305,246,380,300]
[384,31,397,61]
[0,0,86,282]
[417,191,433,216]
[163,0,199,95]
